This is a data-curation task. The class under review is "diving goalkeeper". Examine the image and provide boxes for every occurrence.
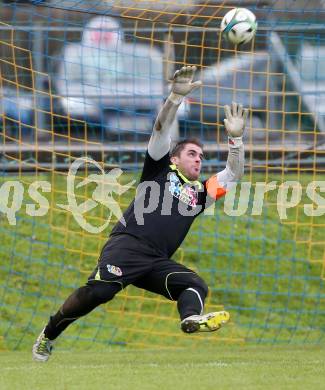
[33,66,247,362]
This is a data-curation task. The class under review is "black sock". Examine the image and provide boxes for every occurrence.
[177,288,205,320]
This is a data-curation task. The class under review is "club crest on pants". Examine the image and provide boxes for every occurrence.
[106,264,123,276]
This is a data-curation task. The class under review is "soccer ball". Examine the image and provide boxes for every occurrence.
[221,8,257,45]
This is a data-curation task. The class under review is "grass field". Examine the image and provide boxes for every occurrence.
[1,345,325,390]
[0,171,324,350]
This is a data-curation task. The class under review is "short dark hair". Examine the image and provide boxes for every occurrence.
[170,138,203,158]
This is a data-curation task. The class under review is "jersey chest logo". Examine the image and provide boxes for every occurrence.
[168,172,198,207]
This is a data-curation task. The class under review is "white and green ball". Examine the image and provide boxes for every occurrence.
[221,8,257,45]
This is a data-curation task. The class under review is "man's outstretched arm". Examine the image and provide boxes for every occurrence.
[148,66,201,161]
[206,102,248,199]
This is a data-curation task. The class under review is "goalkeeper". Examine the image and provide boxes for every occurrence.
[33,66,247,362]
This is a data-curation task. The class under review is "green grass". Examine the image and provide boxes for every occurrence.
[0,171,324,350]
[1,345,325,390]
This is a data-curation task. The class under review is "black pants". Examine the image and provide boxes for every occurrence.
[89,234,208,300]
[45,234,208,340]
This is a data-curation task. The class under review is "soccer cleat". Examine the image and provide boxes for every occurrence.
[181,311,230,333]
[32,328,53,362]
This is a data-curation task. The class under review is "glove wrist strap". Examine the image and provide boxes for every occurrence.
[168,92,184,105]
[228,136,243,148]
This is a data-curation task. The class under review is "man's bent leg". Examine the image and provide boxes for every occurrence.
[33,234,153,361]
[134,259,208,318]
[32,280,121,362]
[44,280,122,340]
[169,273,230,333]
[162,271,208,319]
[133,258,229,334]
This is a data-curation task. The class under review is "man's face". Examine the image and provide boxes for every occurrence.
[171,143,203,181]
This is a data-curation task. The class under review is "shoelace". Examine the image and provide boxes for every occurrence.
[38,338,52,355]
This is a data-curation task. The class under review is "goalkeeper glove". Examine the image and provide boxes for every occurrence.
[224,102,248,148]
[169,65,202,105]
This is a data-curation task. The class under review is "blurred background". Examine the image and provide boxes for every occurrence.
[1,0,325,168]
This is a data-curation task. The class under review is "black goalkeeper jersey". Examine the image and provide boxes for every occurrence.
[111,151,216,258]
